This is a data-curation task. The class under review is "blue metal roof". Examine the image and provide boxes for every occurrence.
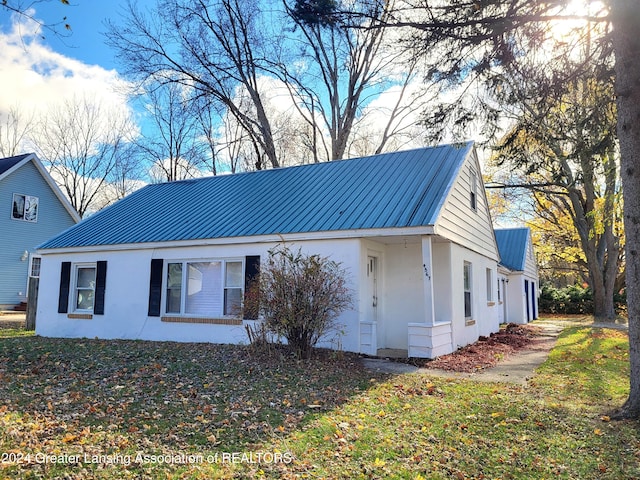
[495,228,530,271]
[38,142,474,250]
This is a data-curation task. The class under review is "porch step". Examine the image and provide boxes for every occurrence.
[13,302,27,312]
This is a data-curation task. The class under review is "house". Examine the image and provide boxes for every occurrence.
[36,142,510,358]
[0,154,80,310]
[495,227,540,324]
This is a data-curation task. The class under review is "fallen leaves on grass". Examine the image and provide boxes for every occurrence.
[0,334,383,478]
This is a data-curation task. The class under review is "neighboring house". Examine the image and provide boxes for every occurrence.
[0,153,80,310]
[36,142,509,358]
[495,227,540,324]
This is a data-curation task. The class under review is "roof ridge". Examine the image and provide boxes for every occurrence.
[155,142,475,186]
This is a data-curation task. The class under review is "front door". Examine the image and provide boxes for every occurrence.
[366,256,378,323]
[525,280,530,322]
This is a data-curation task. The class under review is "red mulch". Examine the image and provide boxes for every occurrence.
[414,323,544,373]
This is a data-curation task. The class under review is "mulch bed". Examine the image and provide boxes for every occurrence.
[405,323,544,373]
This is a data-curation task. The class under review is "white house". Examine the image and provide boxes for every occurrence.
[36,142,516,358]
[495,228,540,324]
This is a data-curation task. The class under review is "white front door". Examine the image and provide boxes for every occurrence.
[366,256,378,322]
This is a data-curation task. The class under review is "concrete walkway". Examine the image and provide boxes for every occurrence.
[361,318,627,384]
[0,311,26,328]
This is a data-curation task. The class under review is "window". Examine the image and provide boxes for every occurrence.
[74,264,96,312]
[469,170,477,210]
[12,194,38,222]
[486,268,493,302]
[224,261,243,315]
[464,262,472,319]
[29,256,42,278]
[165,259,243,317]
[58,261,106,315]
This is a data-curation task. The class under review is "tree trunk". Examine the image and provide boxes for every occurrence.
[567,187,617,320]
[611,0,640,419]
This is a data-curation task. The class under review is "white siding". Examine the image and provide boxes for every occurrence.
[434,150,500,262]
[523,236,539,280]
[449,243,500,349]
[379,242,424,350]
[36,239,362,353]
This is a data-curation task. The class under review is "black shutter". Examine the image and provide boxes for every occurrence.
[58,262,71,313]
[243,255,260,320]
[148,259,164,317]
[94,261,107,315]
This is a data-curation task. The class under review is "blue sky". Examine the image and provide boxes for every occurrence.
[0,1,142,70]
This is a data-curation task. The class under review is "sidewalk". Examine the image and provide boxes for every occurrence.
[0,311,27,328]
[362,319,626,384]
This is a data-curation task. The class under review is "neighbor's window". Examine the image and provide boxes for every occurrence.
[486,268,493,302]
[29,256,42,278]
[464,262,472,319]
[165,259,243,317]
[74,264,96,312]
[12,193,39,222]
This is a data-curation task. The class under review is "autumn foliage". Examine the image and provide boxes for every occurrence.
[248,244,352,359]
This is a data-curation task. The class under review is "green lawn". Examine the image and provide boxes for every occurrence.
[0,320,637,479]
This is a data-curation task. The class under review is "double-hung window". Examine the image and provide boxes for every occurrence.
[464,262,472,320]
[165,259,243,317]
[73,264,97,312]
[58,261,106,316]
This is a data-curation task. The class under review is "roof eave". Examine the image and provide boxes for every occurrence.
[37,225,437,255]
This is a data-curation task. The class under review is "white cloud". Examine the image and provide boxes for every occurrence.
[0,11,134,133]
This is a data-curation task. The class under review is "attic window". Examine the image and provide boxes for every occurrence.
[12,193,38,222]
[469,170,477,211]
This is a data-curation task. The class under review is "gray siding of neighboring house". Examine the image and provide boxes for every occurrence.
[0,161,77,306]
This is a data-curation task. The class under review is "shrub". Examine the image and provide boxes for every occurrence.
[540,282,627,316]
[539,283,593,314]
[247,244,352,359]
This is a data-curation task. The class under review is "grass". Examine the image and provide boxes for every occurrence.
[0,319,638,479]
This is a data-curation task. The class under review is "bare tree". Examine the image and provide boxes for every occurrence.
[1,0,72,39]
[283,0,429,160]
[139,81,206,182]
[0,106,34,157]
[483,14,623,320]
[611,0,640,419]
[107,0,282,170]
[31,95,137,217]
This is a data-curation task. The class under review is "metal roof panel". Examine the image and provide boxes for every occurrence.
[39,143,474,249]
[495,228,530,271]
